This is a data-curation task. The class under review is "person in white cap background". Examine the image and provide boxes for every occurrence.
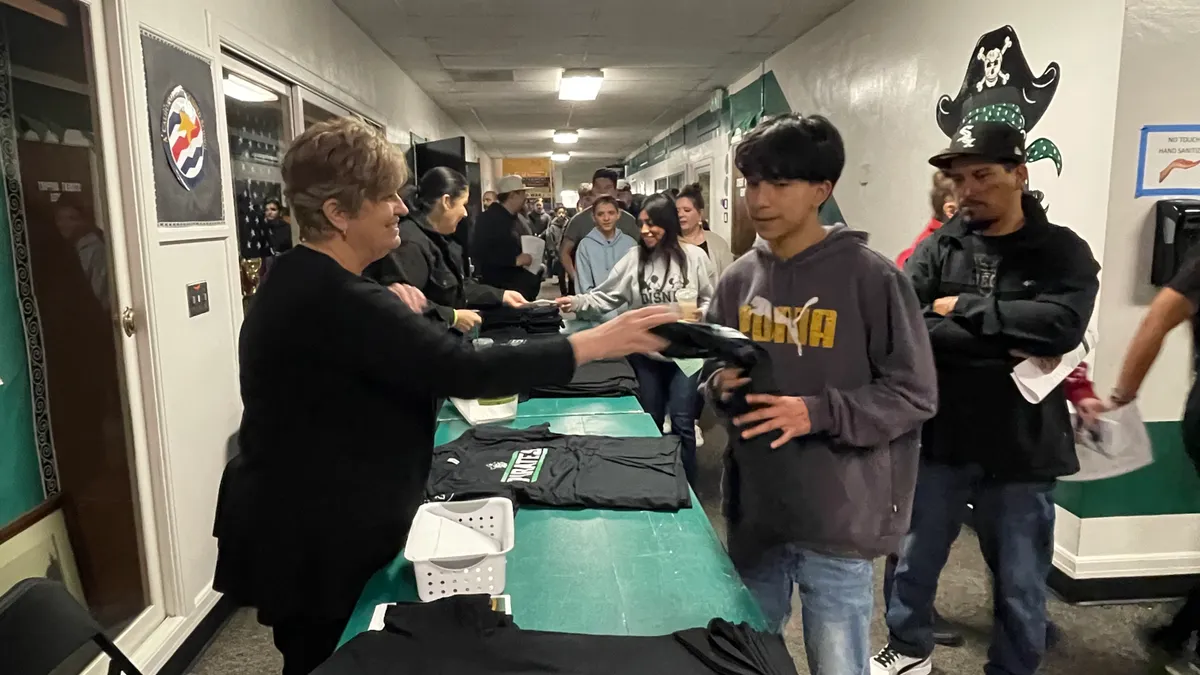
[471,174,541,300]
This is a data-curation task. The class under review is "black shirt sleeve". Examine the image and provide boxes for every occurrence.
[340,280,576,399]
[952,230,1100,357]
[362,251,410,287]
[1167,253,1200,310]
[462,279,506,308]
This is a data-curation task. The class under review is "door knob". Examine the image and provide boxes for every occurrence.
[120,306,136,337]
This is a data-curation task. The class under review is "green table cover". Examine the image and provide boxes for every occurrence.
[339,413,765,646]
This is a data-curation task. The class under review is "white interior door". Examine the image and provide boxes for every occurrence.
[78,0,168,655]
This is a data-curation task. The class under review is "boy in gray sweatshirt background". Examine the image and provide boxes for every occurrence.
[704,114,938,674]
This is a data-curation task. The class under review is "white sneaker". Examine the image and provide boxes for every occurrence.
[1165,660,1200,675]
[870,645,931,675]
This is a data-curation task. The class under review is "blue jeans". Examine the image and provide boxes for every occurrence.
[737,544,874,675]
[886,461,1055,675]
[628,354,697,483]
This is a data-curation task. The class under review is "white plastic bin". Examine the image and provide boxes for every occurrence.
[404,497,515,602]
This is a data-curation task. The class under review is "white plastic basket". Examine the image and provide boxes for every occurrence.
[449,394,518,426]
[403,497,515,602]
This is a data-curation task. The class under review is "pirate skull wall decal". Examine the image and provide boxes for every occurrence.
[977,35,1013,91]
[937,25,1063,185]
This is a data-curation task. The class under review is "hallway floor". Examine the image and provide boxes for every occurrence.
[192,282,1179,674]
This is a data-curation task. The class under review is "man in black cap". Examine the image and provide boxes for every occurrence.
[871,121,1099,675]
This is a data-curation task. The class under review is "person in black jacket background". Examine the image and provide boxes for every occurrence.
[472,175,541,300]
[364,167,527,334]
[872,122,1099,675]
[212,118,675,675]
[265,198,294,255]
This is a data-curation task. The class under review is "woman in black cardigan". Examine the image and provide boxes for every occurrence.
[364,167,525,334]
[212,118,673,675]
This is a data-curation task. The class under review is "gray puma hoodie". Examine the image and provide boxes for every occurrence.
[706,225,937,563]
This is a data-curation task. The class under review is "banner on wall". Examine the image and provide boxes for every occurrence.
[140,30,225,227]
[501,158,553,199]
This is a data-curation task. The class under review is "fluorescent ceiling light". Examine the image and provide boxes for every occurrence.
[558,69,603,101]
[553,129,579,144]
[551,152,572,162]
[223,73,278,103]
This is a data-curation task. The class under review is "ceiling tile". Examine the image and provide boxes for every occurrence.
[334,0,853,158]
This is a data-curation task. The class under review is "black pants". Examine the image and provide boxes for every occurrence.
[1163,391,1200,642]
[272,616,348,675]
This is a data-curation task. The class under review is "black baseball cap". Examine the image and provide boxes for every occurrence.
[929,121,1026,169]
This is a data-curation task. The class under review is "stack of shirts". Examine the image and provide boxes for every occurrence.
[426,424,690,511]
[650,321,780,436]
[526,356,639,398]
[479,305,563,339]
[313,595,797,675]
[479,335,640,399]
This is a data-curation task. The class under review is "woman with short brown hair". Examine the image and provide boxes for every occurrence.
[213,118,675,675]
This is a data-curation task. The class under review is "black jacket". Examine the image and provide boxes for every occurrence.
[906,194,1099,481]
[364,212,505,328]
[472,203,524,287]
[212,247,576,624]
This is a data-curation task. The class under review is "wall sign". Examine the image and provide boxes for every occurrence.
[161,85,206,191]
[140,30,224,227]
[936,25,1062,204]
[1136,124,1200,197]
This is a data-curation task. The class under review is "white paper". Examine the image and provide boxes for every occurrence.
[1060,403,1154,482]
[521,235,545,275]
[1011,330,1096,404]
[368,603,393,631]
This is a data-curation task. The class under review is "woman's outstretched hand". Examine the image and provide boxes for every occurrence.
[567,306,676,364]
[555,296,577,313]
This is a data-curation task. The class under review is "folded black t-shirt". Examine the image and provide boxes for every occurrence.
[313,595,798,675]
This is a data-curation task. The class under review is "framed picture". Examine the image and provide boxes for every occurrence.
[0,507,84,605]
[140,29,225,227]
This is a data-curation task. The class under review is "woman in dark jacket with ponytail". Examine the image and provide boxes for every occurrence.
[365,167,527,333]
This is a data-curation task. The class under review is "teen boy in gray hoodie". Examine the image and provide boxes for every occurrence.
[704,114,937,675]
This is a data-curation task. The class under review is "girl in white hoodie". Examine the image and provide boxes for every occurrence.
[557,194,714,482]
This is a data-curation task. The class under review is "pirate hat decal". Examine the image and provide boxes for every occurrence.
[936,25,1062,175]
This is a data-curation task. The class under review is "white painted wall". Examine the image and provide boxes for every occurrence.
[1092,0,1200,421]
[625,104,733,242]
[632,0,1125,270]
[756,0,1124,266]
[106,0,484,663]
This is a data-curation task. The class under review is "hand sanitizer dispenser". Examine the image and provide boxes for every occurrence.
[1152,199,1200,285]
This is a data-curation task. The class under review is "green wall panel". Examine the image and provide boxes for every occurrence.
[1056,420,1200,519]
[0,201,43,527]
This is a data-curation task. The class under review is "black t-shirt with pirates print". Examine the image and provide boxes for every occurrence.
[426,424,690,511]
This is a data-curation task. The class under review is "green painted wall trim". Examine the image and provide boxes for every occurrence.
[1056,420,1200,518]
[627,70,846,225]
[627,72,788,175]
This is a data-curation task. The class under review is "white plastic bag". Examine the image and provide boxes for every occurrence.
[1061,402,1154,482]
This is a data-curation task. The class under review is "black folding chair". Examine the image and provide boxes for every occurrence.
[0,577,143,675]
